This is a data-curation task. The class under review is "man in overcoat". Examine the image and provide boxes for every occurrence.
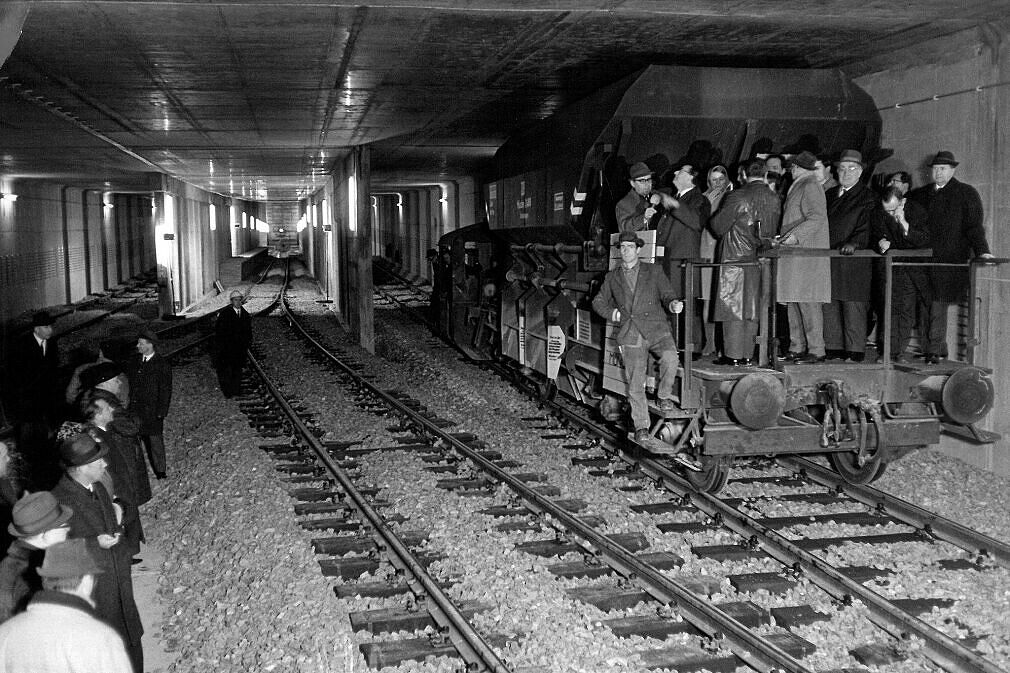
[822,150,877,361]
[214,290,253,398]
[775,151,830,363]
[127,331,172,479]
[710,159,781,365]
[907,150,993,362]
[592,231,683,440]
[9,312,61,487]
[50,433,143,673]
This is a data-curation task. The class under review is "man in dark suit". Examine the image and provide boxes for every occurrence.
[658,161,710,356]
[127,332,172,480]
[9,312,61,488]
[822,150,877,361]
[592,231,683,441]
[907,150,994,362]
[873,187,931,362]
[214,290,253,398]
[50,433,143,673]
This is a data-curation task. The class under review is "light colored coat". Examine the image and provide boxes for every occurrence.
[0,591,133,673]
[777,172,830,303]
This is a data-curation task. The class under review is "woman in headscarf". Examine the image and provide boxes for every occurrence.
[700,165,734,355]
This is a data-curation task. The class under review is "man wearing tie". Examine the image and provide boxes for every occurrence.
[214,290,253,398]
[9,312,61,487]
[127,332,172,480]
[822,149,876,361]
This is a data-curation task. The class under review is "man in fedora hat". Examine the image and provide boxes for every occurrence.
[616,161,678,233]
[776,150,830,363]
[214,289,253,398]
[0,491,72,622]
[822,149,877,362]
[908,150,993,363]
[592,231,684,442]
[0,538,133,672]
[9,311,62,488]
[51,433,143,673]
[127,330,172,479]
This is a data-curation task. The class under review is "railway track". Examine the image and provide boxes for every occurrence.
[368,262,1010,672]
[228,266,905,671]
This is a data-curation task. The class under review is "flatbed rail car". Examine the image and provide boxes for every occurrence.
[437,224,1002,491]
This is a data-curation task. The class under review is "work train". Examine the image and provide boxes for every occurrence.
[432,66,998,492]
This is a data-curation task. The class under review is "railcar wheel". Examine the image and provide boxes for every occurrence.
[829,451,887,484]
[686,458,730,493]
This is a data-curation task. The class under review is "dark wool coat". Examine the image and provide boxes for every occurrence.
[9,333,60,422]
[825,181,876,301]
[710,181,781,322]
[127,353,172,435]
[591,262,679,346]
[50,475,143,649]
[0,540,44,622]
[214,305,253,362]
[908,177,990,301]
[871,198,931,252]
[656,187,710,297]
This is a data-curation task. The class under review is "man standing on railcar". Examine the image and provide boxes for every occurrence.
[822,150,877,362]
[592,231,683,442]
[657,161,710,358]
[710,159,781,365]
[214,290,253,398]
[907,150,994,363]
[873,186,931,362]
[616,162,677,233]
[775,151,830,364]
[127,332,172,480]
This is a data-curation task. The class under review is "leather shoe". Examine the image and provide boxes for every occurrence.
[657,398,677,412]
[783,351,805,361]
[714,356,751,366]
[924,353,941,365]
[793,353,826,364]
[845,352,865,363]
[633,429,651,442]
[155,472,167,480]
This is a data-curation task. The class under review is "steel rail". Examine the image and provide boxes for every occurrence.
[379,265,1007,673]
[287,301,813,673]
[279,294,512,673]
[781,456,1010,568]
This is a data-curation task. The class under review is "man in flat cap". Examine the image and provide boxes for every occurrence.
[616,161,678,233]
[822,149,877,362]
[51,433,143,673]
[592,231,683,442]
[8,311,61,487]
[214,289,253,398]
[907,150,994,363]
[776,150,830,363]
[0,538,133,672]
[127,331,172,479]
[0,491,72,622]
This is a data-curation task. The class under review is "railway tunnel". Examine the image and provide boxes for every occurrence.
[6,0,1008,475]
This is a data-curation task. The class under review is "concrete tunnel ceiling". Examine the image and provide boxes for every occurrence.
[0,1,1007,202]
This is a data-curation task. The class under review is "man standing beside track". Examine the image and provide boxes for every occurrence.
[214,290,253,398]
[592,231,683,441]
[127,332,172,480]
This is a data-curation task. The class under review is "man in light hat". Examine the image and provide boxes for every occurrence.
[127,331,172,479]
[0,538,132,672]
[615,161,678,233]
[51,433,143,673]
[592,231,683,442]
[822,149,877,362]
[0,491,72,621]
[908,150,994,363]
[775,150,830,364]
[214,289,253,397]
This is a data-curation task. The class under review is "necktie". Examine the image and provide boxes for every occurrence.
[40,339,47,356]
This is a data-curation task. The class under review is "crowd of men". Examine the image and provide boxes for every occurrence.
[0,290,252,671]
[595,147,994,439]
